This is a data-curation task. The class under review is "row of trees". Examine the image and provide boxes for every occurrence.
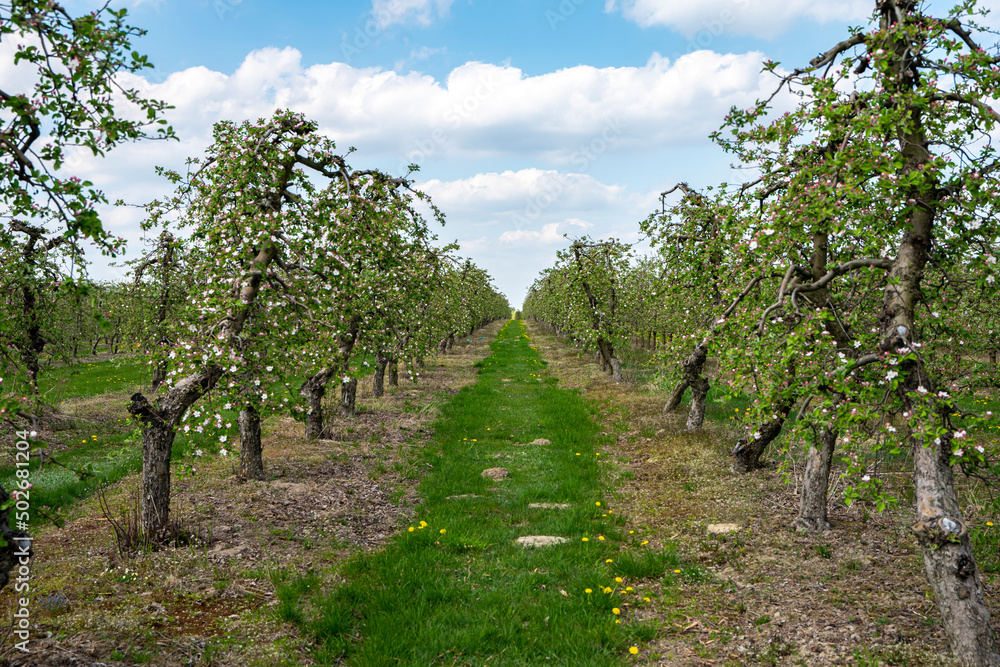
[0,3,508,589]
[524,1,1000,664]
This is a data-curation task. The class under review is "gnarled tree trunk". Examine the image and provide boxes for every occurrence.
[239,404,264,481]
[792,425,837,532]
[683,343,710,431]
[372,353,388,398]
[663,379,689,413]
[388,356,399,386]
[340,377,358,416]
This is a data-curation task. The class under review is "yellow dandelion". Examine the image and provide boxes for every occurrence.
[440,529,446,534]
[595,501,601,506]
[643,597,650,602]
[989,522,995,527]
[615,577,623,583]
[612,608,621,615]
[603,587,613,594]
[606,558,613,563]
[598,535,605,541]
[626,587,634,592]
[641,540,649,545]
[408,526,415,532]
[582,537,589,542]
[585,588,592,594]
[629,647,639,655]
[673,569,681,574]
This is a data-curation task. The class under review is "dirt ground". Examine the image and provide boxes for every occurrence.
[0,319,993,666]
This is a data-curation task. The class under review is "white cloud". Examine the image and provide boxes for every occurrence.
[607,0,871,39]
[420,169,628,219]
[104,47,781,174]
[372,0,454,27]
[499,219,594,245]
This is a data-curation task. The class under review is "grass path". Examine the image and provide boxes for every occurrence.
[281,319,682,665]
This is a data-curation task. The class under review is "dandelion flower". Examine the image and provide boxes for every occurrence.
[585,588,592,594]
[615,577,623,583]
[408,527,415,532]
[612,608,621,615]
[598,535,605,541]
[440,529,446,534]
[674,569,681,574]
[596,502,601,506]
[606,559,613,563]
[641,540,649,545]
[989,522,995,527]
[629,647,639,655]
[582,537,589,542]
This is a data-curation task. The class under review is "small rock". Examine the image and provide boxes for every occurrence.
[481,467,509,480]
[516,536,568,548]
[707,523,740,534]
[528,503,571,509]
[530,438,551,446]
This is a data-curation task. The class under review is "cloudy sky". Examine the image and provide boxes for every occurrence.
[32,0,994,305]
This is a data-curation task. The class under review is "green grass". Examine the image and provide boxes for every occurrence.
[279,320,686,665]
[35,357,149,403]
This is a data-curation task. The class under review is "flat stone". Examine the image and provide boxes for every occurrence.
[528,503,571,509]
[707,523,740,535]
[481,467,509,481]
[516,535,568,548]
[515,438,551,446]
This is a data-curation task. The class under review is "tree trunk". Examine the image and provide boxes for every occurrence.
[388,357,399,387]
[732,408,788,472]
[302,379,326,439]
[373,353,388,398]
[792,426,837,532]
[151,362,168,392]
[133,399,175,539]
[447,334,455,351]
[597,338,623,383]
[340,377,358,417]
[438,338,448,354]
[683,343,710,431]
[912,430,1000,666]
[663,380,689,413]
[239,404,264,481]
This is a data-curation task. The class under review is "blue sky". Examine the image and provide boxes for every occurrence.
[39,0,994,304]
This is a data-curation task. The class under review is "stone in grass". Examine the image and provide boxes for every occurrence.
[514,438,551,446]
[481,467,509,481]
[516,536,568,548]
[528,503,571,509]
[706,523,740,535]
